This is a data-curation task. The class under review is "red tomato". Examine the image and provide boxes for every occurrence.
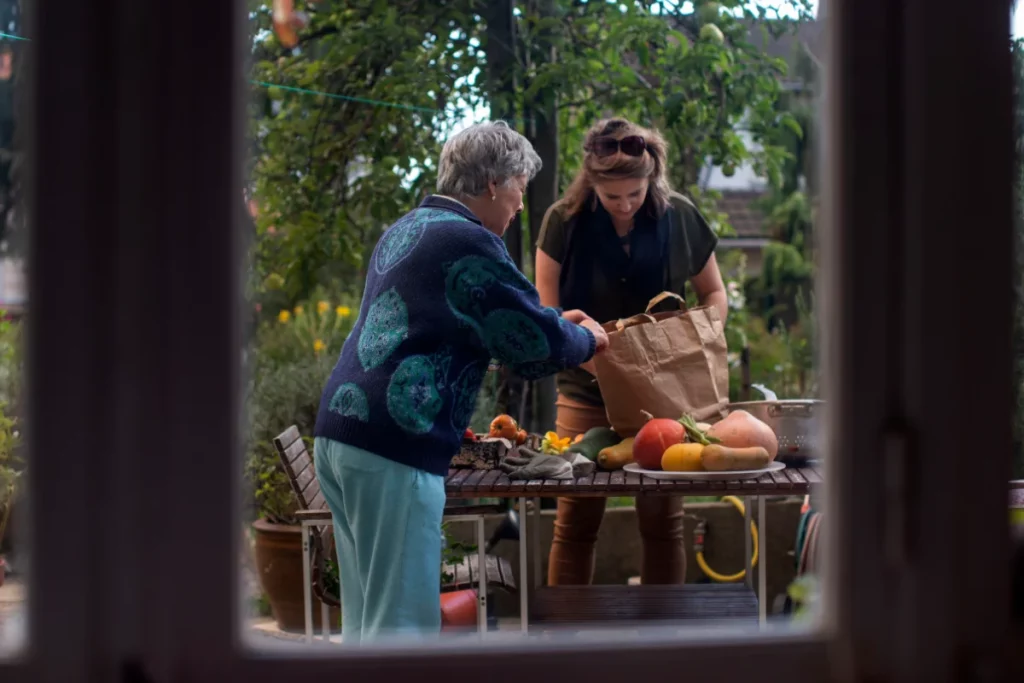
[633,419,686,470]
[463,428,475,442]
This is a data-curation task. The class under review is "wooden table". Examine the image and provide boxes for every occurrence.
[443,464,821,498]
[445,463,821,629]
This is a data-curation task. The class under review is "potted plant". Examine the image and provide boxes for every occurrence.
[243,294,354,632]
[0,312,22,584]
[0,401,21,587]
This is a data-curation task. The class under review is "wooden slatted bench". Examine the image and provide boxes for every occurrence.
[529,584,758,626]
[273,426,337,609]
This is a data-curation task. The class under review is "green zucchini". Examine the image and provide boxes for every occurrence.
[566,427,622,461]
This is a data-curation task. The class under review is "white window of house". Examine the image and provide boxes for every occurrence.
[0,1,1018,682]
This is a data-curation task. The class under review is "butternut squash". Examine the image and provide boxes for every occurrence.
[706,410,779,459]
[701,444,771,472]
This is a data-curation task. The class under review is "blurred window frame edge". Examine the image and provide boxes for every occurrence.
[2,0,1018,682]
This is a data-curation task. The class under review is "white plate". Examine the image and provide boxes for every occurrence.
[623,461,786,481]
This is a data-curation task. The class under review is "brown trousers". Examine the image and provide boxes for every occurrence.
[546,395,687,585]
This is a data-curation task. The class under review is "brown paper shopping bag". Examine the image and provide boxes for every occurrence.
[592,292,729,437]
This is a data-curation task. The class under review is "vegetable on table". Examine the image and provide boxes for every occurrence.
[567,427,622,461]
[700,444,771,472]
[632,411,686,470]
[661,443,705,472]
[679,414,721,446]
[706,410,779,459]
[597,437,635,470]
[516,429,528,446]
[489,414,520,441]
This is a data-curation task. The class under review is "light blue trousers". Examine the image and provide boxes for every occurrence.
[313,438,446,645]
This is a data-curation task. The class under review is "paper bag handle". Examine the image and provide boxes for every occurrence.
[614,313,657,332]
[645,291,688,314]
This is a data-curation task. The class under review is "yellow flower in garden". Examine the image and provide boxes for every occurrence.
[293,305,304,316]
[278,310,291,323]
[317,300,330,315]
[313,339,326,354]
[336,305,351,318]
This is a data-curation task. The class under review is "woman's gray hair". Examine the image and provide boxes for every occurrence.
[436,121,542,197]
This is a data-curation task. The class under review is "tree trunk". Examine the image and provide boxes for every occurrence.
[484,0,524,419]
[522,0,560,434]
[483,0,523,271]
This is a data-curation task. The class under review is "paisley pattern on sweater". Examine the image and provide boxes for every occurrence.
[386,348,454,435]
[444,254,534,336]
[327,383,369,422]
[375,208,466,275]
[357,287,408,371]
[481,308,550,364]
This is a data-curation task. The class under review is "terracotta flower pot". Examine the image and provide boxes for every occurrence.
[251,519,340,632]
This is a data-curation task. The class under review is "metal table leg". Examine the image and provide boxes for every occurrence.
[476,516,487,636]
[532,497,541,589]
[758,496,767,626]
[744,496,753,591]
[301,522,313,644]
[518,496,529,633]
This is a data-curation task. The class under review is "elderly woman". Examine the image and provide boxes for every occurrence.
[313,121,608,644]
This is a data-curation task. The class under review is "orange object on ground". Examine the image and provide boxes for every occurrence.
[440,589,479,630]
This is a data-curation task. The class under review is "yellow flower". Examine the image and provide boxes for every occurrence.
[313,339,326,354]
[293,305,304,316]
[336,305,351,318]
[278,310,291,323]
[317,300,330,315]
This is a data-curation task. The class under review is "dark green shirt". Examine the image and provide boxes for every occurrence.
[537,191,718,406]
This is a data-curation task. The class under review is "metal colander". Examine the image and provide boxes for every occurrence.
[727,385,824,462]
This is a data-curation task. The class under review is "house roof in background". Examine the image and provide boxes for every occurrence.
[715,189,768,237]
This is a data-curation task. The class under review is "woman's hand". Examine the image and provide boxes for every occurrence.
[580,318,609,352]
[561,308,592,325]
[562,308,608,351]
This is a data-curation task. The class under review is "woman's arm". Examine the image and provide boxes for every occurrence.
[446,225,605,379]
[690,252,728,322]
[534,247,561,309]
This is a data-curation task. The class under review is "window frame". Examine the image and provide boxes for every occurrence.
[2,0,1017,681]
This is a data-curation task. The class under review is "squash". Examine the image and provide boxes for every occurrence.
[597,438,635,470]
[633,418,686,470]
[701,444,771,471]
[661,443,704,472]
[567,427,622,461]
[706,410,779,459]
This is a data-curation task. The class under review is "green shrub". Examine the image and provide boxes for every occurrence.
[243,292,358,524]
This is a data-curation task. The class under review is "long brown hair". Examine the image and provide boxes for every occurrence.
[559,117,673,219]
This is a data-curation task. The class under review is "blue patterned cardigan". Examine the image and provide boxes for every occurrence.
[314,195,597,476]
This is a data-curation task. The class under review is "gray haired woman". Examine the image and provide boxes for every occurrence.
[312,121,608,644]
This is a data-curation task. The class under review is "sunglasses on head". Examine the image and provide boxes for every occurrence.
[588,135,647,158]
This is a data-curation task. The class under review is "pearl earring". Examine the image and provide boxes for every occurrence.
[491,195,496,201]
